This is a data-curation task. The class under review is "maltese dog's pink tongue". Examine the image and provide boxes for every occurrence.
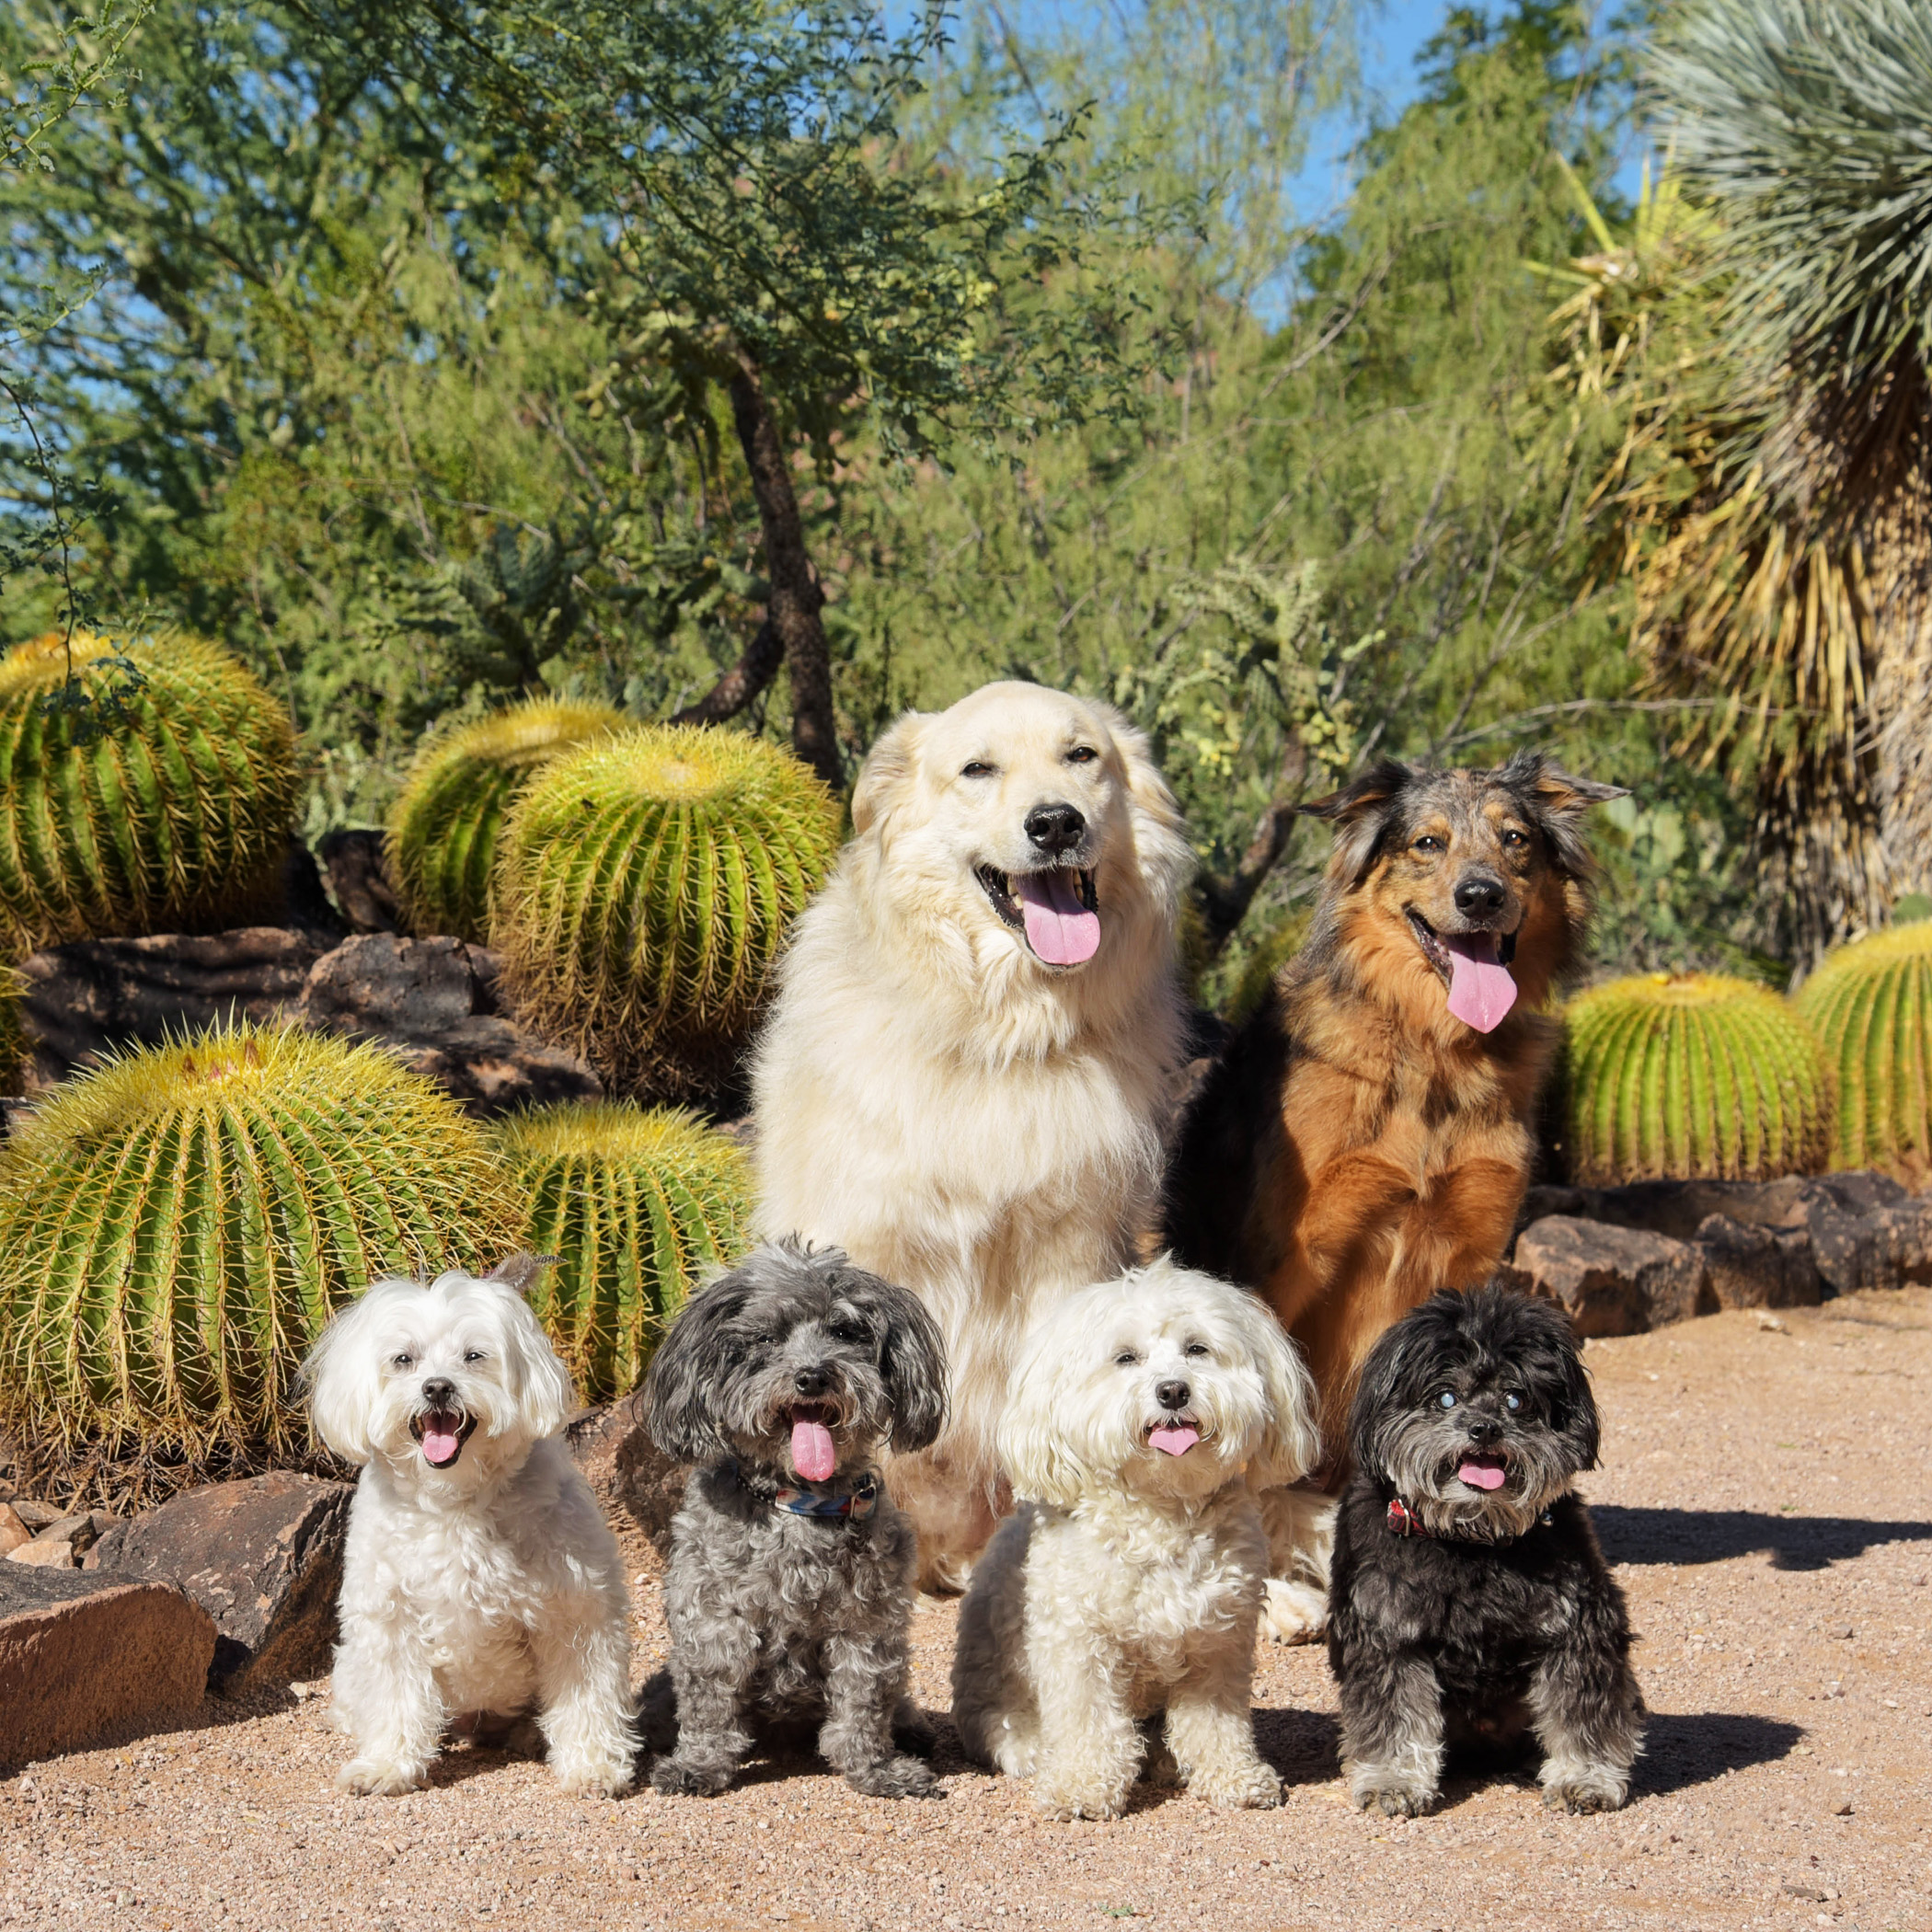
[420,1417,463,1466]
[1017,869,1099,966]
[1443,932,1517,1033]
[1457,1456,1508,1491]
[1148,1423,1201,1456]
[791,1413,837,1482]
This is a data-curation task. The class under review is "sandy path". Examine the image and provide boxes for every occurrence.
[3,1288,1929,1932]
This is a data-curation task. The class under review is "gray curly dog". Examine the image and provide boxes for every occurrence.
[638,1238,949,1799]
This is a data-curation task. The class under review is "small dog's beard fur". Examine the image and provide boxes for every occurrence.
[952,1259,1317,1822]
[641,1240,948,1800]
[303,1258,636,1800]
[1328,1287,1643,1819]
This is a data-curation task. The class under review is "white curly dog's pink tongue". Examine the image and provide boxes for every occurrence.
[1149,1424,1200,1455]
[421,1420,463,1466]
[1443,932,1517,1032]
[791,1414,837,1482]
[1017,869,1099,965]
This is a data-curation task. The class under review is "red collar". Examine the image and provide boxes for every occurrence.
[1386,1495,1555,1540]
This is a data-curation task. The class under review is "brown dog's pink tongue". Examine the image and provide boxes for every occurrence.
[1016,869,1099,966]
[1443,933,1517,1033]
[791,1415,836,1482]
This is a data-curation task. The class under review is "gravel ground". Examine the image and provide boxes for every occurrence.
[4,1287,1929,1932]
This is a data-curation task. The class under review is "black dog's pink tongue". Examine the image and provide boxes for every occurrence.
[1443,932,1517,1033]
[421,1417,463,1466]
[791,1414,836,1482]
[1457,1455,1507,1491]
[1016,869,1099,965]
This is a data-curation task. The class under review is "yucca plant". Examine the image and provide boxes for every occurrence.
[1631,0,1932,957]
[496,1101,753,1402]
[1558,971,1835,1185]
[387,696,627,941]
[493,725,840,1099]
[0,1022,523,1503]
[1795,917,1932,1182]
[0,629,299,952]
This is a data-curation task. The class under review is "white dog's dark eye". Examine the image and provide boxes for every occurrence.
[960,760,995,777]
[1184,1341,1209,1358]
[1114,1349,1139,1367]
[1504,1390,1523,1412]
[1436,1388,1456,1409]
[464,1350,487,1364]
[392,1352,414,1370]
[1065,745,1098,765]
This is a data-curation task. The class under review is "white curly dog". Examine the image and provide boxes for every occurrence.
[304,1256,636,1798]
[951,1257,1318,1821]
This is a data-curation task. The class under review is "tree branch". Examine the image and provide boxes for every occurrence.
[672,618,784,724]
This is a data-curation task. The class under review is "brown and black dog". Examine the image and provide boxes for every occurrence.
[1166,752,1623,1631]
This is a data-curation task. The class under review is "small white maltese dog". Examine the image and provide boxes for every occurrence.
[304,1255,636,1798]
[951,1255,1318,1821]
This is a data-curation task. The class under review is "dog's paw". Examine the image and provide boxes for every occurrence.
[650,1755,737,1798]
[845,1755,941,1800]
[337,1757,428,1798]
[553,1753,635,1799]
[1190,1762,1282,1811]
[1034,1780,1128,1823]
[1352,1779,1436,1819]
[1542,1770,1627,1815]
[1260,1577,1328,1646]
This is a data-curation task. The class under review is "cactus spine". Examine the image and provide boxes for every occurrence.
[1795,918,1932,1183]
[493,726,840,1099]
[387,696,627,942]
[1559,972,1835,1185]
[495,1101,753,1402]
[0,630,298,951]
[0,1023,523,1500]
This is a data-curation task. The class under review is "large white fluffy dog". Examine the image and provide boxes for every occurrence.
[753,680,1191,1589]
[305,1257,636,1798]
[950,1258,1318,1820]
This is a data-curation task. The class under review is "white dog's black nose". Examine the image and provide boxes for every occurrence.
[421,1376,456,1406]
[1156,1378,1190,1411]
[1024,802,1085,855]
[793,1365,831,1397]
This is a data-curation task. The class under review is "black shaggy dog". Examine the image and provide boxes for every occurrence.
[639,1238,949,1799]
[1328,1286,1644,1816]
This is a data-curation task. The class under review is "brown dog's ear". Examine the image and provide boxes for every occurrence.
[485,1253,558,1294]
[1299,759,1416,885]
[850,711,928,837]
[1500,751,1628,874]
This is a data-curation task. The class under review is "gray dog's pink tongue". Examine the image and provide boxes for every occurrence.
[1017,869,1099,966]
[1443,933,1517,1032]
[1458,1457,1507,1491]
[791,1415,836,1482]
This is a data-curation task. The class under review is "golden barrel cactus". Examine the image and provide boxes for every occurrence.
[1558,972,1835,1185]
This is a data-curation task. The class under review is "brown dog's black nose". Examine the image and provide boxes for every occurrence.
[1156,1378,1190,1411]
[421,1377,456,1407]
[1024,802,1086,855]
[1454,872,1507,919]
[794,1365,831,1397]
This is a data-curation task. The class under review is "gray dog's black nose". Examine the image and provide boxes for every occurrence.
[421,1377,456,1407]
[1454,872,1507,918]
[793,1365,831,1397]
[1465,1414,1502,1445]
[1024,802,1086,855]
[1156,1378,1190,1411]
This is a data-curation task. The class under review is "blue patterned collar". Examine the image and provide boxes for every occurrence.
[730,1463,880,1523]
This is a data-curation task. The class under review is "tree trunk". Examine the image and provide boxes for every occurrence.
[725,351,841,787]
[672,619,782,726]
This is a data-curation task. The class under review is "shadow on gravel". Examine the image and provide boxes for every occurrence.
[1636,1711,1806,1797]
[1593,1504,1932,1571]
[1255,1706,1341,1786]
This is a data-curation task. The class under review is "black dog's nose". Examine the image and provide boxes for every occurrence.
[1454,871,1507,918]
[1465,1414,1502,1445]
[421,1377,456,1408]
[1156,1378,1190,1411]
[793,1365,831,1397]
[1024,802,1086,855]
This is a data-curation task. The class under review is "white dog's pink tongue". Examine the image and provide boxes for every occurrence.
[1458,1457,1507,1491]
[791,1414,837,1482]
[421,1421,463,1466]
[1017,869,1099,966]
[1443,934,1517,1033]
[1149,1424,1200,1456]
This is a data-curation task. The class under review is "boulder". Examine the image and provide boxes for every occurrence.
[87,1472,352,1694]
[567,1396,685,1556]
[295,933,602,1119]
[17,926,327,1085]
[0,1565,214,1769]
[1694,1213,1824,1310]
[315,828,403,934]
[1502,1215,1713,1337]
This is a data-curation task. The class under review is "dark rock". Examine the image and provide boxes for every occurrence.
[86,1472,352,1694]
[18,926,327,1084]
[1501,1215,1713,1337]
[316,828,404,934]
[296,933,601,1119]
[1693,1214,1824,1311]
[0,1565,215,1768]
[567,1396,685,1556]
